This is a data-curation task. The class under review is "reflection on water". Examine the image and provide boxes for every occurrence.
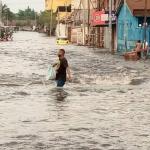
[0,32,150,150]
[50,87,68,101]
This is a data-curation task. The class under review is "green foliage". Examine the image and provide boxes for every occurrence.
[2,4,15,21]
[1,4,57,29]
[38,10,57,28]
[16,6,37,20]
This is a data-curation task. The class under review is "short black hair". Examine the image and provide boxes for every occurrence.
[137,40,141,43]
[59,49,65,55]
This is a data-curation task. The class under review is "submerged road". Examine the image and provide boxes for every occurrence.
[0,32,150,150]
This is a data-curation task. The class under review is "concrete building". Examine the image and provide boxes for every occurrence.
[45,0,71,38]
[70,0,120,50]
[45,0,71,12]
[56,5,71,38]
[70,0,89,45]
[90,0,121,50]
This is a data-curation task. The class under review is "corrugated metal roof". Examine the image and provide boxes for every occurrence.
[127,0,150,16]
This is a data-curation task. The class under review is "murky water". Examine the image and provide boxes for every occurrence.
[0,32,150,150]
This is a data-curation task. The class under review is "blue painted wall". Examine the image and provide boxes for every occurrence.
[117,4,150,53]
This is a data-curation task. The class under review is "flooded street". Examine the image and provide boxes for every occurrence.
[0,31,150,150]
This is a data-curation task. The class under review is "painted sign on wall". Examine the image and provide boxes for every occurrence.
[91,10,116,26]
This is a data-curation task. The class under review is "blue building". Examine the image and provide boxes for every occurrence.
[117,0,150,53]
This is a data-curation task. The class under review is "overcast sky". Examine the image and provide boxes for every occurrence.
[2,0,45,12]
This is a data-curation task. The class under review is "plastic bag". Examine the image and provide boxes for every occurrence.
[46,65,56,80]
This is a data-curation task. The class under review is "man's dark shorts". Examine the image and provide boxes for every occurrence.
[56,80,65,87]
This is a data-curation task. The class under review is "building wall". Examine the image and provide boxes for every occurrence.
[45,0,71,11]
[57,12,71,21]
[71,0,95,10]
[104,27,109,49]
[70,0,119,48]
[71,0,81,9]
[91,0,120,10]
[56,23,68,37]
[70,0,89,45]
[117,4,150,52]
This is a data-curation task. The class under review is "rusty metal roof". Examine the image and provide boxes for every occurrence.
[126,0,150,16]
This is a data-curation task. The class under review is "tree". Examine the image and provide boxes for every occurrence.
[16,6,36,20]
[14,6,38,27]
[2,4,15,22]
[38,10,56,29]
[1,4,57,33]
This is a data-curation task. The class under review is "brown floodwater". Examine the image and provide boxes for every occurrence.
[0,31,150,150]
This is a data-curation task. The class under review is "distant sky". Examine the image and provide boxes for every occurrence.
[2,0,45,12]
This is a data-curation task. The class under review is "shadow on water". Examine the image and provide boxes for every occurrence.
[48,87,70,119]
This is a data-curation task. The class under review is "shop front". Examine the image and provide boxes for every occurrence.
[90,10,117,50]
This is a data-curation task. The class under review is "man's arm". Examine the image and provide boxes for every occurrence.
[67,66,72,81]
[53,63,58,67]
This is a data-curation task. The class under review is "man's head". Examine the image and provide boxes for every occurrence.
[137,40,141,43]
[58,49,65,59]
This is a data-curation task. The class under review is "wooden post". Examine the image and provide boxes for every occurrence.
[144,0,147,48]
[81,0,86,45]
[97,0,101,48]
[109,0,112,53]
[87,0,90,42]
[65,2,68,37]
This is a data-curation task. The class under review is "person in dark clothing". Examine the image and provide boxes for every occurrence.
[54,49,71,87]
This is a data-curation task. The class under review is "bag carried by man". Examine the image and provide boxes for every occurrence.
[46,65,56,80]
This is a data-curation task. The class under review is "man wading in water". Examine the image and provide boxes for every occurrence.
[54,49,72,87]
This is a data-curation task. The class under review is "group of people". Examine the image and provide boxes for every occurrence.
[0,29,13,41]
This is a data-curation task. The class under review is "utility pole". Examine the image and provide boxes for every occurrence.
[87,0,90,41]
[82,0,86,45]
[50,0,53,36]
[144,0,147,48]
[97,0,101,48]
[65,2,67,37]
[58,7,60,37]
[109,0,112,53]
